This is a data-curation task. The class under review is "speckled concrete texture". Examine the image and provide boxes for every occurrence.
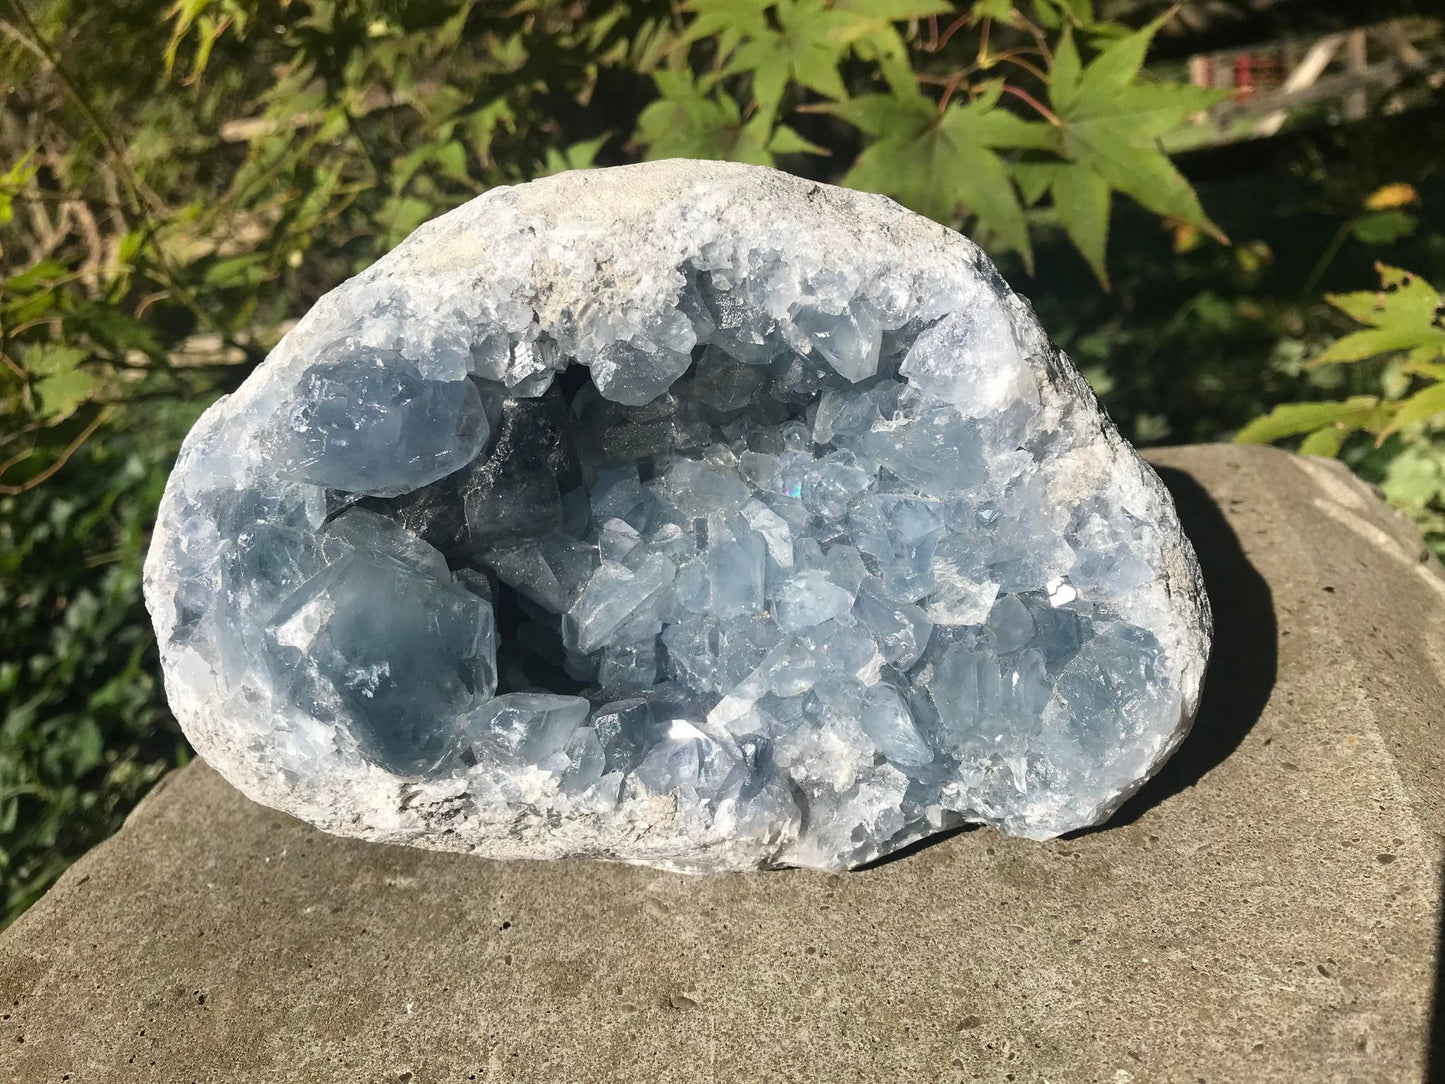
[2,443,1442,1084]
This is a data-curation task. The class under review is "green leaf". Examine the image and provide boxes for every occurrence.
[767,125,829,156]
[163,0,213,76]
[1405,356,1445,382]
[1050,26,1082,114]
[0,150,36,200]
[1049,15,1228,248]
[1380,441,1445,509]
[680,0,773,46]
[376,196,433,247]
[836,0,953,18]
[202,253,268,289]
[543,135,610,175]
[1324,288,1391,324]
[1074,12,1170,102]
[1034,0,1094,27]
[1058,87,1226,242]
[971,0,1014,19]
[968,82,1057,149]
[829,0,949,66]
[69,303,162,358]
[433,140,470,183]
[116,230,149,268]
[22,346,94,422]
[749,65,790,127]
[1050,162,1110,286]
[1313,327,1441,366]
[1298,426,1348,457]
[1234,397,1383,444]
[1380,382,1445,438]
[1012,161,1059,206]
[838,87,1037,268]
[874,49,921,97]
[1311,266,1445,368]
[821,92,933,138]
[1051,0,1095,26]
[1351,210,1416,246]
[467,99,516,165]
[22,344,88,378]
[719,0,852,113]
[635,74,774,164]
[392,146,431,196]
[5,261,68,294]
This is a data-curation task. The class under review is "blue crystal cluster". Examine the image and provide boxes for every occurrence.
[148,183,1203,871]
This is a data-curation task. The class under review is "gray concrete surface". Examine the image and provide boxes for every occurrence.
[2,443,1442,1083]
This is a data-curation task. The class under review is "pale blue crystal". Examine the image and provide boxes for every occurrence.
[661,613,780,694]
[792,301,883,382]
[598,638,659,693]
[556,726,607,794]
[274,347,487,496]
[631,717,740,798]
[692,345,767,410]
[462,692,590,765]
[461,397,567,547]
[848,496,941,602]
[852,580,932,668]
[150,196,1204,874]
[801,450,875,519]
[773,570,854,631]
[589,339,695,407]
[565,553,677,654]
[859,682,933,768]
[484,533,597,614]
[264,544,494,776]
[986,593,1036,653]
[677,532,766,619]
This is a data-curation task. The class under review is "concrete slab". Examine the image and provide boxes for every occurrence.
[2,443,1442,1083]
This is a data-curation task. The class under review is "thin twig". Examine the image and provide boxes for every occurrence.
[994,53,1050,83]
[0,406,112,496]
[2,0,165,216]
[4,0,256,366]
[1300,219,1355,303]
[936,14,972,53]
[937,72,964,112]
[999,82,1063,126]
[0,445,35,475]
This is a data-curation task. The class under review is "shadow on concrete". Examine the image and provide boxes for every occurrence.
[855,822,979,872]
[1083,464,1278,829]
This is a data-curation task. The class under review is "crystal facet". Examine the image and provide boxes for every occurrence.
[145,162,1210,873]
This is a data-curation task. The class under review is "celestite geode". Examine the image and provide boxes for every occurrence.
[143,161,1211,873]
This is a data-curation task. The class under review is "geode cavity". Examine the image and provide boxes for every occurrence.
[144,161,1211,872]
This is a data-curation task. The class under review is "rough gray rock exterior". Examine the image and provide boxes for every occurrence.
[143,160,1210,872]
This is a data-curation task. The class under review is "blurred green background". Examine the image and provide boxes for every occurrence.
[1,0,1443,925]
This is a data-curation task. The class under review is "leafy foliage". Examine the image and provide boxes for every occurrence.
[640,0,1225,276]
[1238,259,1445,551]
[828,81,1051,266]
[1040,19,1228,284]
[0,407,199,922]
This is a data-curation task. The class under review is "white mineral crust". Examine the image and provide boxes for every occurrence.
[143,161,1211,873]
